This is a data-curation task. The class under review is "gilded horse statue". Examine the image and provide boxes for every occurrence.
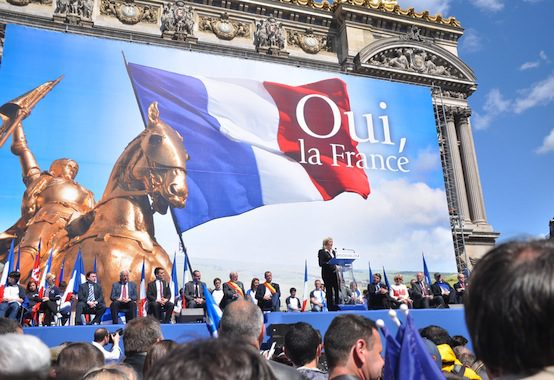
[0,79,189,299]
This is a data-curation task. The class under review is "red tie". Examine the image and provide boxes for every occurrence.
[122,284,127,299]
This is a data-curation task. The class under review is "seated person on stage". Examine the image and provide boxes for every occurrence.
[110,270,137,324]
[211,278,224,307]
[431,273,455,307]
[349,282,364,305]
[286,287,301,312]
[183,270,206,309]
[284,322,327,380]
[173,287,186,318]
[411,272,445,309]
[76,271,107,325]
[57,280,72,326]
[0,271,25,320]
[389,274,413,309]
[255,271,281,312]
[453,272,468,304]
[310,280,326,312]
[39,273,62,326]
[91,327,122,364]
[246,277,259,304]
[24,280,41,323]
[147,267,174,324]
[367,273,390,310]
[221,272,246,309]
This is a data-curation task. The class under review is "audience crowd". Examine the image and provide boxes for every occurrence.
[1,238,553,380]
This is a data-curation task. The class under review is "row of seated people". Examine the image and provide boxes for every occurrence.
[367,271,468,310]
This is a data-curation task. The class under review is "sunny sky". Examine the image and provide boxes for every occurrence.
[396,0,554,240]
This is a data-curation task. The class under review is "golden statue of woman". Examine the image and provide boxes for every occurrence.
[0,78,95,274]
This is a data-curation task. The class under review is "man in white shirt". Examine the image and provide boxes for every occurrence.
[0,271,25,320]
[91,328,122,364]
[310,280,326,312]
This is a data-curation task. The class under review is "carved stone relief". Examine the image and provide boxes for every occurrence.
[53,0,94,26]
[6,0,51,6]
[161,1,196,42]
[100,0,158,25]
[287,28,329,54]
[253,14,288,57]
[198,13,250,41]
[368,47,464,79]
[400,25,425,42]
[0,24,4,65]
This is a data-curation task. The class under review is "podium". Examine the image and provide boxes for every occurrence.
[329,250,361,309]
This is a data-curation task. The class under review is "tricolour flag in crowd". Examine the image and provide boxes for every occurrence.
[0,240,15,299]
[31,248,41,282]
[126,63,370,232]
[422,253,432,286]
[381,312,444,380]
[169,252,179,304]
[301,259,309,312]
[62,249,86,302]
[38,249,54,298]
[203,283,223,337]
[138,259,147,317]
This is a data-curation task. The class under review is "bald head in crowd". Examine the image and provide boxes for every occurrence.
[466,239,554,378]
[219,300,264,347]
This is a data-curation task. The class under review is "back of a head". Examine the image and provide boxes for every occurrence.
[145,338,276,380]
[324,314,376,370]
[284,322,321,367]
[0,333,51,380]
[82,364,138,380]
[143,340,179,375]
[56,342,104,380]
[219,300,263,346]
[419,325,453,346]
[465,239,554,376]
[0,317,21,335]
[123,316,162,354]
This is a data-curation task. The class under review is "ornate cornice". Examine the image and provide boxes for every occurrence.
[100,0,159,25]
[276,0,461,28]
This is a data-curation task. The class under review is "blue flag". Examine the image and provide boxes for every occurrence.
[170,252,179,304]
[203,283,223,337]
[422,253,432,286]
[397,314,444,380]
[369,261,374,283]
[15,245,21,272]
[382,323,401,380]
[383,266,391,289]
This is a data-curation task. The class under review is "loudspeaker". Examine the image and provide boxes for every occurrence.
[176,309,205,323]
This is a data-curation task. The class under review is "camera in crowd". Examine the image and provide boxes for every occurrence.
[108,328,124,344]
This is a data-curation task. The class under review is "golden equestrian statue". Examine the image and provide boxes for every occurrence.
[0,78,189,298]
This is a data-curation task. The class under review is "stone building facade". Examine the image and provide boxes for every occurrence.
[0,0,499,270]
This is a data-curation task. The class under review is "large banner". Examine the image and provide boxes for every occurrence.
[0,25,456,289]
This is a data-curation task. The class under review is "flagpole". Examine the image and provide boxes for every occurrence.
[170,208,194,277]
[121,51,148,128]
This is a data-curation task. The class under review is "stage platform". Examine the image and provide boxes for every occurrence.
[24,307,469,351]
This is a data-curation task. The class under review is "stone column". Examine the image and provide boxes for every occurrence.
[444,107,471,223]
[456,108,487,224]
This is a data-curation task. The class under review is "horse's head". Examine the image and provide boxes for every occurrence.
[136,102,189,215]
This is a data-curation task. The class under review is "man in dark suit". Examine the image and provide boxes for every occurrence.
[183,270,207,309]
[109,269,138,324]
[255,271,281,312]
[318,237,340,311]
[453,272,468,304]
[411,272,445,309]
[146,267,174,323]
[76,271,106,325]
[367,273,390,310]
[221,271,246,309]
[431,273,455,307]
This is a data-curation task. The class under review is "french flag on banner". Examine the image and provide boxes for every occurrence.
[126,62,370,232]
[139,259,147,317]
